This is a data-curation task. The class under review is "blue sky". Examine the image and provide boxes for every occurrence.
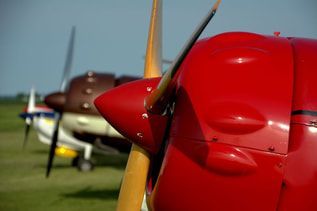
[0,0,316,95]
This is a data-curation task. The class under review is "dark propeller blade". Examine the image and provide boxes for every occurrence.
[60,26,76,92]
[45,26,76,177]
[22,123,31,149]
[46,114,61,178]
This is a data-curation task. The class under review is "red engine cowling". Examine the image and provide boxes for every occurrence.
[277,37,317,211]
[95,32,317,211]
[149,32,294,211]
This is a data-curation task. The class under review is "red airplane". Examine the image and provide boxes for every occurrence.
[95,0,317,210]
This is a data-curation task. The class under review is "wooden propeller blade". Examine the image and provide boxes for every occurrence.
[116,145,150,211]
[143,0,162,78]
[46,113,61,178]
[60,26,75,92]
[145,0,221,114]
[116,0,162,210]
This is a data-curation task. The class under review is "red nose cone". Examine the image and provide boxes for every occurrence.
[44,92,66,112]
[94,78,168,154]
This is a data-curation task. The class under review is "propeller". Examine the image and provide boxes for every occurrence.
[45,26,76,178]
[95,0,221,209]
[142,55,173,65]
[115,0,162,210]
[145,0,222,114]
[22,86,36,149]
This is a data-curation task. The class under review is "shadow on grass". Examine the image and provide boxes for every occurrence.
[34,153,128,170]
[31,149,49,154]
[35,164,73,169]
[61,187,119,200]
[93,153,128,170]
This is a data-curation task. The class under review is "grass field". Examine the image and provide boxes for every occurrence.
[0,101,128,211]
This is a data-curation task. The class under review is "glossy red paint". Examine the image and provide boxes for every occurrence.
[277,121,317,210]
[276,37,317,210]
[171,32,294,154]
[145,32,293,210]
[290,38,317,112]
[204,102,267,135]
[94,78,168,154]
[149,138,285,211]
[95,32,317,210]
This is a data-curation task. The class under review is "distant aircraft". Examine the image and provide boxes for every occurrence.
[95,0,317,210]
[20,27,138,176]
[20,87,93,168]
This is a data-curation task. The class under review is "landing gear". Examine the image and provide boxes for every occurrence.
[72,155,94,171]
[77,157,94,172]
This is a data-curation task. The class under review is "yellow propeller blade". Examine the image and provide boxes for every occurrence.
[144,0,162,78]
[116,0,162,210]
[116,145,151,211]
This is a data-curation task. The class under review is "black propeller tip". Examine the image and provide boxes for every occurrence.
[45,115,61,178]
[22,123,31,149]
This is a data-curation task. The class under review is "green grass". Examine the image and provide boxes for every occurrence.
[0,101,128,211]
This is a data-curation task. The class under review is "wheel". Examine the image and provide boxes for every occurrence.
[77,158,94,172]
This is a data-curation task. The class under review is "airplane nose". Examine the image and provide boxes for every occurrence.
[94,78,168,154]
[44,92,66,112]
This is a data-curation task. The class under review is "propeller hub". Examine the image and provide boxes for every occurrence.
[44,92,66,112]
[95,78,168,154]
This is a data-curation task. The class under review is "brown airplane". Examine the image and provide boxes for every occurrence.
[20,26,139,176]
